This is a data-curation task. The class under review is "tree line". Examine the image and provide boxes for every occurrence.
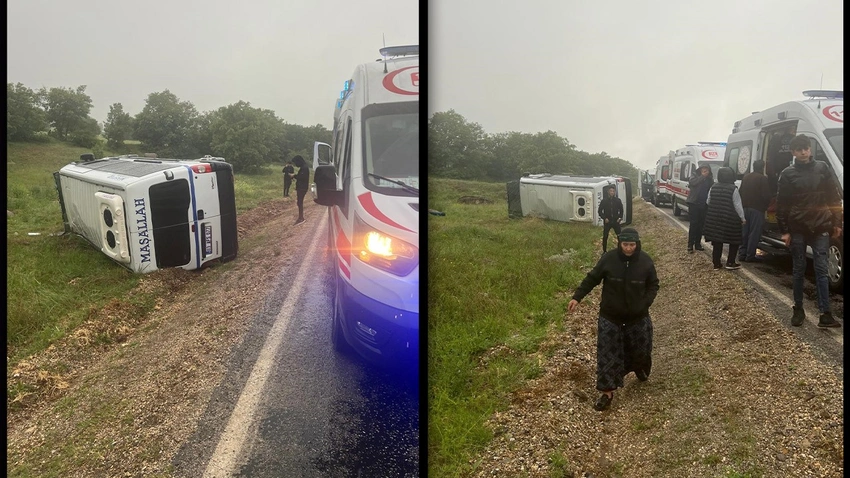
[7,82,332,172]
[428,109,640,187]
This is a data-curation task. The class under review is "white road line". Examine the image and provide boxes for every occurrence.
[646,202,843,346]
[203,215,327,478]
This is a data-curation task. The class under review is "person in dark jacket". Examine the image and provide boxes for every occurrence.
[776,134,842,328]
[568,228,660,411]
[292,155,310,225]
[703,167,746,270]
[282,161,295,198]
[597,186,624,253]
[686,165,713,253]
[737,159,771,263]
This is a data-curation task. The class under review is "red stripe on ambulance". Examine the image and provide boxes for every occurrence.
[357,192,415,233]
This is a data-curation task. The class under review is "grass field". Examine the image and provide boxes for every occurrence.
[427,177,619,477]
[6,140,284,367]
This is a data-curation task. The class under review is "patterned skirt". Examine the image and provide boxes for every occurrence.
[596,314,653,391]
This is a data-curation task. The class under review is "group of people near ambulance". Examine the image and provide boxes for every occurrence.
[566,133,841,412]
[685,133,841,329]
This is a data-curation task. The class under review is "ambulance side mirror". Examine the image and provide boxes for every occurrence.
[312,164,342,207]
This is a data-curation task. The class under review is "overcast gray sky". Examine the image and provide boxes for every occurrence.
[8,0,419,129]
[430,0,844,172]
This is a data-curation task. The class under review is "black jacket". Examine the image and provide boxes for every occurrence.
[739,171,771,212]
[294,166,310,192]
[597,196,623,222]
[572,244,659,324]
[776,159,842,236]
[282,164,294,183]
[687,171,713,205]
[703,182,742,245]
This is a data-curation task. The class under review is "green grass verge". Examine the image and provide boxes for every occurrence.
[427,177,611,477]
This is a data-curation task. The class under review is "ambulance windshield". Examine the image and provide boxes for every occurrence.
[362,102,419,196]
[825,129,843,164]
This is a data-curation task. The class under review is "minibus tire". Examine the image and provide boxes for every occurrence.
[673,198,682,216]
[827,235,843,293]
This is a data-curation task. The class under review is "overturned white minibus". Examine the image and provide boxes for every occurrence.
[507,174,633,226]
[54,154,238,273]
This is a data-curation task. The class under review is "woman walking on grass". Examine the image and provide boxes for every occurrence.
[703,167,746,270]
[567,228,660,411]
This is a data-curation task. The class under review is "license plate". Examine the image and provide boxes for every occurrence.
[204,224,213,256]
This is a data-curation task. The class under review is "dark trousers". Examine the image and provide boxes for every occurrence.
[284,180,292,197]
[602,221,621,252]
[738,208,765,261]
[790,232,831,312]
[296,189,307,220]
[711,241,740,267]
[687,203,707,249]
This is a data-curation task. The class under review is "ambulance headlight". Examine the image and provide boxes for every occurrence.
[354,216,418,276]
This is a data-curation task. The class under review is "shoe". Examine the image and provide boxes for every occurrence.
[725,263,741,270]
[713,264,723,270]
[818,312,841,328]
[694,245,705,251]
[635,369,648,382]
[294,218,305,226]
[594,393,613,411]
[791,306,805,327]
[687,247,694,254]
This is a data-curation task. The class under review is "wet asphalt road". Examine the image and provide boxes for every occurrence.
[172,216,421,477]
[648,200,843,374]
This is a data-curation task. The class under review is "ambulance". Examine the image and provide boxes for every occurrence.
[652,152,675,207]
[311,45,419,367]
[668,142,726,216]
[723,90,843,292]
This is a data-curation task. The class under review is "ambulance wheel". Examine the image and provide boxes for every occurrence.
[673,198,682,216]
[332,274,352,354]
[827,236,843,293]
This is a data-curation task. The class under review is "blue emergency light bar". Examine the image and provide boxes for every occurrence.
[802,90,843,99]
[697,142,727,146]
[379,45,419,57]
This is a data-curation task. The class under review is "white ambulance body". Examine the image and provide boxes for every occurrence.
[513,174,633,226]
[668,142,726,216]
[723,90,843,291]
[652,152,675,206]
[54,154,238,273]
[312,45,419,366]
